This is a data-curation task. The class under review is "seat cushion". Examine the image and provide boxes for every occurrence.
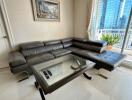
[95,51,126,67]
[67,47,97,59]
[67,47,83,53]
[27,53,54,65]
[20,41,44,50]
[68,47,126,71]
[69,48,113,69]
[51,49,72,57]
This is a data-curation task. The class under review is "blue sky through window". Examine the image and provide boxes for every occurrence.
[98,0,132,29]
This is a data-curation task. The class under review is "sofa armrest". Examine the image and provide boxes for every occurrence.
[9,51,26,67]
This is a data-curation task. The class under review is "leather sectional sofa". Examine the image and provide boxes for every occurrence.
[9,38,126,74]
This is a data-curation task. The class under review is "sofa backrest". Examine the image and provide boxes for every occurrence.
[19,41,46,58]
[44,40,63,51]
[61,38,107,53]
[72,41,105,53]
[85,40,107,47]
[73,38,88,42]
[19,41,44,50]
[20,40,64,58]
[18,38,107,58]
[61,38,73,48]
[72,38,107,53]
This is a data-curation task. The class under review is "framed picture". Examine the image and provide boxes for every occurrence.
[32,0,60,21]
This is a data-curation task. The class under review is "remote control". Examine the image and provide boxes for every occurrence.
[47,70,52,76]
[43,71,48,75]
[45,75,49,79]
[43,71,49,79]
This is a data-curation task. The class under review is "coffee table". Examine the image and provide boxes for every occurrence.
[31,54,95,100]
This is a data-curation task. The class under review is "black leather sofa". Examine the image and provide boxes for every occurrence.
[9,38,126,74]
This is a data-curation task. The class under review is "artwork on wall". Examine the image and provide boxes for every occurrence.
[32,0,60,21]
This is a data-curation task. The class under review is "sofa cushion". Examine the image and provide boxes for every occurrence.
[96,51,126,67]
[73,38,107,47]
[46,44,63,51]
[73,41,105,53]
[67,47,97,58]
[21,47,47,58]
[85,40,107,47]
[73,38,88,42]
[67,47,82,53]
[51,49,72,57]
[45,40,61,45]
[27,53,54,65]
[68,47,100,64]
[61,38,72,43]
[61,38,73,48]
[70,48,126,71]
[9,52,26,67]
[62,42,72,48]
[45,40,63,51]
[20,41,44,50]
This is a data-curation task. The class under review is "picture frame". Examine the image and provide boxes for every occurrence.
[32,0,60,21]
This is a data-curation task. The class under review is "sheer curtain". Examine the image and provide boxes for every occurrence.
[87,0,99,40]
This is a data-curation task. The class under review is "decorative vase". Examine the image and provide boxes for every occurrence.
[107,45,112,50]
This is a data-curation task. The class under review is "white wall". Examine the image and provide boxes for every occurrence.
[74,0,92,38]
[4,0,74,45]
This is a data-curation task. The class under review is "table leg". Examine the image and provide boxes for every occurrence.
[34,81,39,89]
[83,73,92,80]
[18,71,29,82]
[35,81,46,100]
[39,87,46,100]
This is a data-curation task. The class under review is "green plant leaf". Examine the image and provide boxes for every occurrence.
[101,33,120,46]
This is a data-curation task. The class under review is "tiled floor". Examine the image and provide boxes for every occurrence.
[0,67,132,100]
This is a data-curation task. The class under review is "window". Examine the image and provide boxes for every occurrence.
[98,0,132,29]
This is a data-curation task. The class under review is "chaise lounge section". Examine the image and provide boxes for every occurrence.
[9,38,126,74]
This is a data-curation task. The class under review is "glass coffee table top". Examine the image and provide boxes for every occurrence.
[40,56,86,86]
[31,54,94,94]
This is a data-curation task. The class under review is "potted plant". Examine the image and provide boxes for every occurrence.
[101,34,121,50]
